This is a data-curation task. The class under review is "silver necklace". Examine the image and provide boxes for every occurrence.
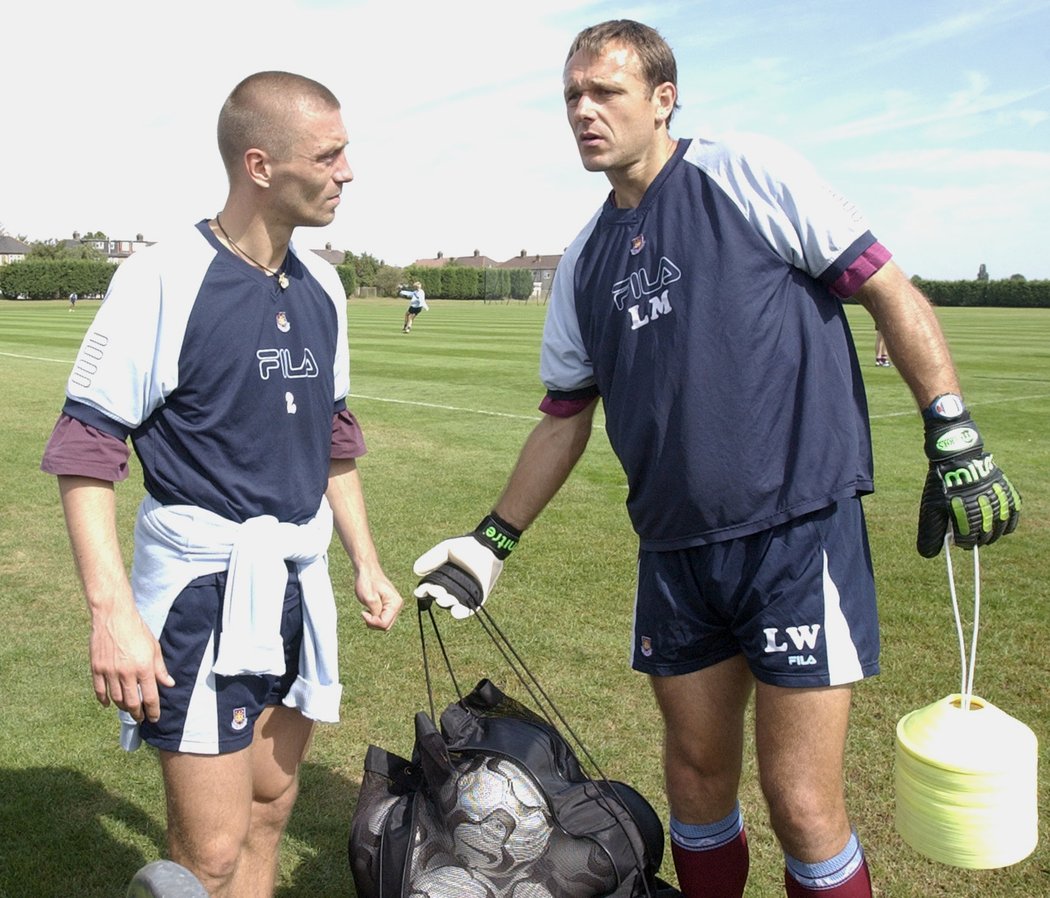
[214,214,289,289]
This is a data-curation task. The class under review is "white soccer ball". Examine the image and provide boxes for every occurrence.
[509,882,556,898]
[449,757,552,871]
[407,865,496,898]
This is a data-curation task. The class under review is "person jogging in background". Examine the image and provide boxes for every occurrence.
[400,280,428,332]
[42,70,403,897]
[875,326,892,366]
[412,19,1020,898]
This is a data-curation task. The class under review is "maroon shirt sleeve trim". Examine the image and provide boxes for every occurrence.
[539,391,599,419]
[331,408,368,459]
[830,242,892,299]
[40,414,131,482]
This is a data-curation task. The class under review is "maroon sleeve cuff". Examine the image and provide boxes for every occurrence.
[539,390,599,419]
[331,408,367,459]
[40,414,131,481]
[830,242,892,299]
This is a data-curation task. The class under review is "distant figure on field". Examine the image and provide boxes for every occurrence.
[875,327,891,366]
[400,280,428,332]
[68,292,78,311]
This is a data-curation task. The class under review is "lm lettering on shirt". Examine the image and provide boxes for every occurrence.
[611,255,681,331]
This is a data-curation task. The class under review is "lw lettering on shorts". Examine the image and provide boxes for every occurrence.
[763,624,821,667]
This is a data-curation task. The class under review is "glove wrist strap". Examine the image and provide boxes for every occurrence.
[924,416,983,461]
[473,512,522,560]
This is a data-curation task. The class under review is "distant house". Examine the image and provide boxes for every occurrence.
[410,249,500,269]
[499,249,562,299]
[311,242,344,266]
[408,248,563,299]
[62,231,154,263]
[0,235,31,266]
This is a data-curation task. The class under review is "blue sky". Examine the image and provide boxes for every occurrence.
[4,0,1048,279]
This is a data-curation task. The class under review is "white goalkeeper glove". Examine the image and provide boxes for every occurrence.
[413,514,521,618]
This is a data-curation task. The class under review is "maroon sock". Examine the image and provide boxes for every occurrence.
[783,855,872,898]
[671,828,749,898]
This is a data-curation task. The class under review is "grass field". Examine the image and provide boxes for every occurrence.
[0,297,1047,898]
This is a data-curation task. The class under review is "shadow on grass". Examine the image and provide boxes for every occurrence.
[278,761,362,898]
[0,766,162,898]
[0,762,362,898]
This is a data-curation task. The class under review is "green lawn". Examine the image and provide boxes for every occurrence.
[0,298,1047,897]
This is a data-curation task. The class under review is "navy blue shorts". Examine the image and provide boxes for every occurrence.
[139,564,303,755]
[631,499,880,687]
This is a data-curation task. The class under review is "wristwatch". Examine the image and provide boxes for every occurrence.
[925,393,966,421]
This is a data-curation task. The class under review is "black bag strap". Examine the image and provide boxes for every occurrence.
[418,597,594,753]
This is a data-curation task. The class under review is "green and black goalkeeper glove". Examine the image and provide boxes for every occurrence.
[413,513,522,618]
[916,393,1021,558]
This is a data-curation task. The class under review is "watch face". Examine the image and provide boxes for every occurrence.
[930,393,965,418]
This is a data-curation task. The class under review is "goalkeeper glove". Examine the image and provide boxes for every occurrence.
[916,393,1021,558]
[413,513,522,618]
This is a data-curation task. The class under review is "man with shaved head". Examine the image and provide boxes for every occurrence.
[43,71,403,896]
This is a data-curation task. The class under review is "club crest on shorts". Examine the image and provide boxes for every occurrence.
[276,311,291,333]
[630,234,646,255]
[231,707,248,731]
[640,635,653,657]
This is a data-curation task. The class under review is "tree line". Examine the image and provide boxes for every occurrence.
[2,235,1046,306]
[0,244,539,301]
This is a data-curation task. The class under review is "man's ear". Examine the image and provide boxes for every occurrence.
[244,148,273,189]
[654,81,677,123]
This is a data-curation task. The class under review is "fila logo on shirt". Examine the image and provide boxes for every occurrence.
[763,624,821,667]
[256,347,319,380]
[611,255,681,331]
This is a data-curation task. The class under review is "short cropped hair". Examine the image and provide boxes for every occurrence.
[217,71,340,174]
[566,20,681,124]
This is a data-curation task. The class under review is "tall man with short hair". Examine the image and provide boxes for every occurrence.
[413,20,1019,898]
[43,71,403,897]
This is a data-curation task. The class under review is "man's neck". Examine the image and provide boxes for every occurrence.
[212,208,292,272]
[609,135,679,209]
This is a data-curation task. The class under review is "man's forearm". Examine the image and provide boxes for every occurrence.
[855,262,961,408]
[493,399,598,531]
[327,457,381,573]
[58,475,134,615]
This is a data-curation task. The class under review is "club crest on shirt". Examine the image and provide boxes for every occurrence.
[231,707,248,731]
[630,234,646,255]
[276,311,291,333]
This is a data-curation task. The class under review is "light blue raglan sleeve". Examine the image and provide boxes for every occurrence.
[539,210,602,395]
[64,228,214,433]
[294,240,351,404]
[683,132,876,281]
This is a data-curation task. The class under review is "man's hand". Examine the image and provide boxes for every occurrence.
[917,394,1021,557]
[413,514,521,618]
[355,567,404,631]
[90,603,174,724]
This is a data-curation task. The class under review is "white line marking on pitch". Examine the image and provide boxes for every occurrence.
[349,393,540,421]
[0,350,71,363]
[6,351,1048,420]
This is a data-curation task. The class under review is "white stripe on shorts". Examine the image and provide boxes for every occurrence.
[822,549,864,685]
[180,631,220,754]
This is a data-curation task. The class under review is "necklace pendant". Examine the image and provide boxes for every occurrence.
[278,272,289,290]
